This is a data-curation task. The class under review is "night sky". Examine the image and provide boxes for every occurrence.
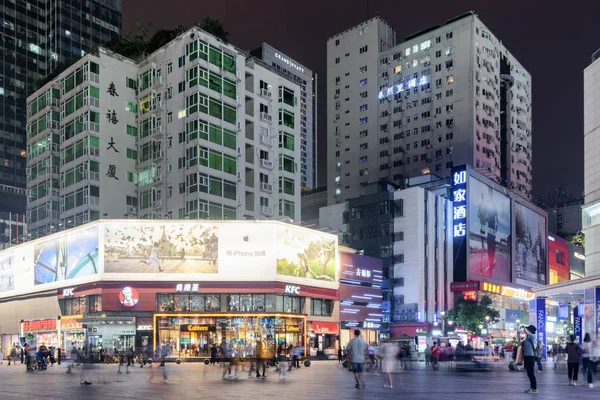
[124,0,600,200]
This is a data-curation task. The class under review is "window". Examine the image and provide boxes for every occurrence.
[359,104,368,112]
[446,75,454,84]
[359,91,368,98]
[446,32,453,39]
[279,86,295,106]
[126,77,137,90]
[311,299,333,316]
[126,148,137,160]
[359,156,368,163]
[335,39,340,46]
[435,50,441,58]
[359,117,368,125]
[359,66,368,73]
[359,79,367,86]
[126,125,137,137]
[359,45,368,54]
[445,46,454,56]
[335,57,340,64]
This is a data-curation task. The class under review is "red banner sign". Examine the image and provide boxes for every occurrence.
[23,319,57,332]
[310,321,339,334]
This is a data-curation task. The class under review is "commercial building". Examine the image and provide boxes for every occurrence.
[251,43,318,189]
[327,12,532,206]
[0,220,343,357]
[301,187,327,227]
[547,198,584,237]
[1,0,122,191]
[319,178,450,337]
[26,27,303,239]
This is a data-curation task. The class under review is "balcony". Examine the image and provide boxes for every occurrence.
[152,175,163,186]
[260,134,272,147]
[260,112,272,123]
[260,182,273,193]
[152,199,164,210]
[260,158,273,170]
[150,76,164,89]
[151,125,164,140]
[152,150,165,161]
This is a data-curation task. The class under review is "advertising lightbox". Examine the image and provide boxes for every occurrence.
[514,202,547,287]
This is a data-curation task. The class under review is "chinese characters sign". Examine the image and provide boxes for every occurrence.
[378,76,429,100]
[23,319,57,332]
[175,283,199,292]
[451,166,469,282]
[355,268,371,278]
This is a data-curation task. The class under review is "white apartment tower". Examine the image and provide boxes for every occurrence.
[26,28,302,239]
[583,50,600,276]
[327,12,532,205]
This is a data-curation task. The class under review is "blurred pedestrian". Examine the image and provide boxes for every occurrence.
[277,343,288,380]
[256,340,267,379]
[338,347,343,363]
[581,333,597,388]
[522,325,538,394]
[534,340,543,372]
[566,334,582,386]
[424,343,431,365]
[381,341,399,389]
[347,329,368,389]
[430,342,440,370]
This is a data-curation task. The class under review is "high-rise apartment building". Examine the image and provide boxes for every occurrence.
[1,0,122,190]
[26,27,302,239]
[251,43,317,189]
[327,12,532,205]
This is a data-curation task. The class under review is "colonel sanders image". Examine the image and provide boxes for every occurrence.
[119,286,139,307]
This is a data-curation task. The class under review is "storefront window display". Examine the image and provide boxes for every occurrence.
[154,314,306,358]
[157,294,221,312]
[486,293,530,312]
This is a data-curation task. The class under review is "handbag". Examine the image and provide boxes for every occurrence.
[515,345,524,365]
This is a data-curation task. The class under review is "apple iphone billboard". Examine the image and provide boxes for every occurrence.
[276,225,338,285]
[217,223,276,279]
[104,222,219,273]
[34,225,99,285]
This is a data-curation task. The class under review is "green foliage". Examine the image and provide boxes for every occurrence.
[446,295,500,336]
[199,17,229,43]
[566,231,585,249]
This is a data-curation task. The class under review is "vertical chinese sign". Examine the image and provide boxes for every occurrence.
[451,166,468,282]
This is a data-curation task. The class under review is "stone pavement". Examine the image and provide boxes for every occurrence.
[1,360,599,399]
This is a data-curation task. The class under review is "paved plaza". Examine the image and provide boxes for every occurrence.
[1,360,600,399]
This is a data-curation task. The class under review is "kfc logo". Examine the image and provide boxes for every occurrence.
[284,285,300,295]
[63,288,74,297]
[119,287,139,307]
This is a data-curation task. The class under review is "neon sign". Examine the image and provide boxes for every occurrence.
[378,76,428,99]
[452,170,467,238]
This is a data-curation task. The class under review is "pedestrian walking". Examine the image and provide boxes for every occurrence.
[581,333,598,388]
[430,342,440,370]
[380,341,400,389]
[534,340,543,372]
[347,329,368,389]
[566,334,582,386]
[255,340,267,379]
[522,325,538,394]
[424,344,431,366]
[277,343,288,380]
[338,347,343,363]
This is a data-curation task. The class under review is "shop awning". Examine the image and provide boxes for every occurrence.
[77,317,136,325]
[310,322,339,335]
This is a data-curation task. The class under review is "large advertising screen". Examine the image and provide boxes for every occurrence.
[0,249,15,292]
[34,225,99,285]
[276,225,337,284]
[104,222,220,274]
[468,177,511,281]
[514,203,547,286]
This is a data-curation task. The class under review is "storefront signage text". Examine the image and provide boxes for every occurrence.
[137,325,153,331]
[176,283,199,292]
[463,291,477,301]
[377,76,429,100]
[481,282,534,300]
[450,281,480,292]
[452,170,467,238]
[181,324,216,332]
[286,326,300,332]
[23,319,56,332]
[284,285,300,295]
[63,288,75,297]
[355,268,371,278]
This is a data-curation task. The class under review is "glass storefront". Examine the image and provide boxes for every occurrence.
[155,314,306,358]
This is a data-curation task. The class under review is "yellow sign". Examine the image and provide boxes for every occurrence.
[286,326,300,332]
[187,325,209,332]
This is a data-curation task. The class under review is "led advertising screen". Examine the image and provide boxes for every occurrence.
[33,225,99,285]
[0,249,16,292]
[548,235,569,284]
[339,252,384,285]
[468,177,511,281]
[276,224,337,284]
[104,222,220,274]
[514,203,547,286]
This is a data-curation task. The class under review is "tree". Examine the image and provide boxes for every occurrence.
[566,231,585,249]
[446,295,500,336]
[199,17,229,43]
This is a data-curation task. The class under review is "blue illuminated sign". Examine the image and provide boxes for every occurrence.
[378,76,429,100]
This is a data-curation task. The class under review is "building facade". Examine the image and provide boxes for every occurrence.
[0,220,341,356]
[547,199,584,237]
[327,12,532,206]
[319,180,450,335]
[26,27,303,239]
[583,50,600,277]
[251,43,317,189]
[1,0,122,191]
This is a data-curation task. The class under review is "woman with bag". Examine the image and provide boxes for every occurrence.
[565,334,582,386]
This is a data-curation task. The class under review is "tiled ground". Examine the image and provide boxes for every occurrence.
[0,359,598,399]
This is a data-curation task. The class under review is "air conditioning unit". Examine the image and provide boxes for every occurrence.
[261,182,273,192]
[127,206,138,214]
[260,89,272,98]
[260,112,272,122]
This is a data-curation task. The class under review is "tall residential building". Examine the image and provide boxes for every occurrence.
[583,49,600,276]
[327,12,532,205]
[1,0,122,190]
[251,43,317,189]
[26,27,302,239]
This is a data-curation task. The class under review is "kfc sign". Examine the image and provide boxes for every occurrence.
[62,288,75,297]
[119,287,139,307]
[284,285,300,295]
